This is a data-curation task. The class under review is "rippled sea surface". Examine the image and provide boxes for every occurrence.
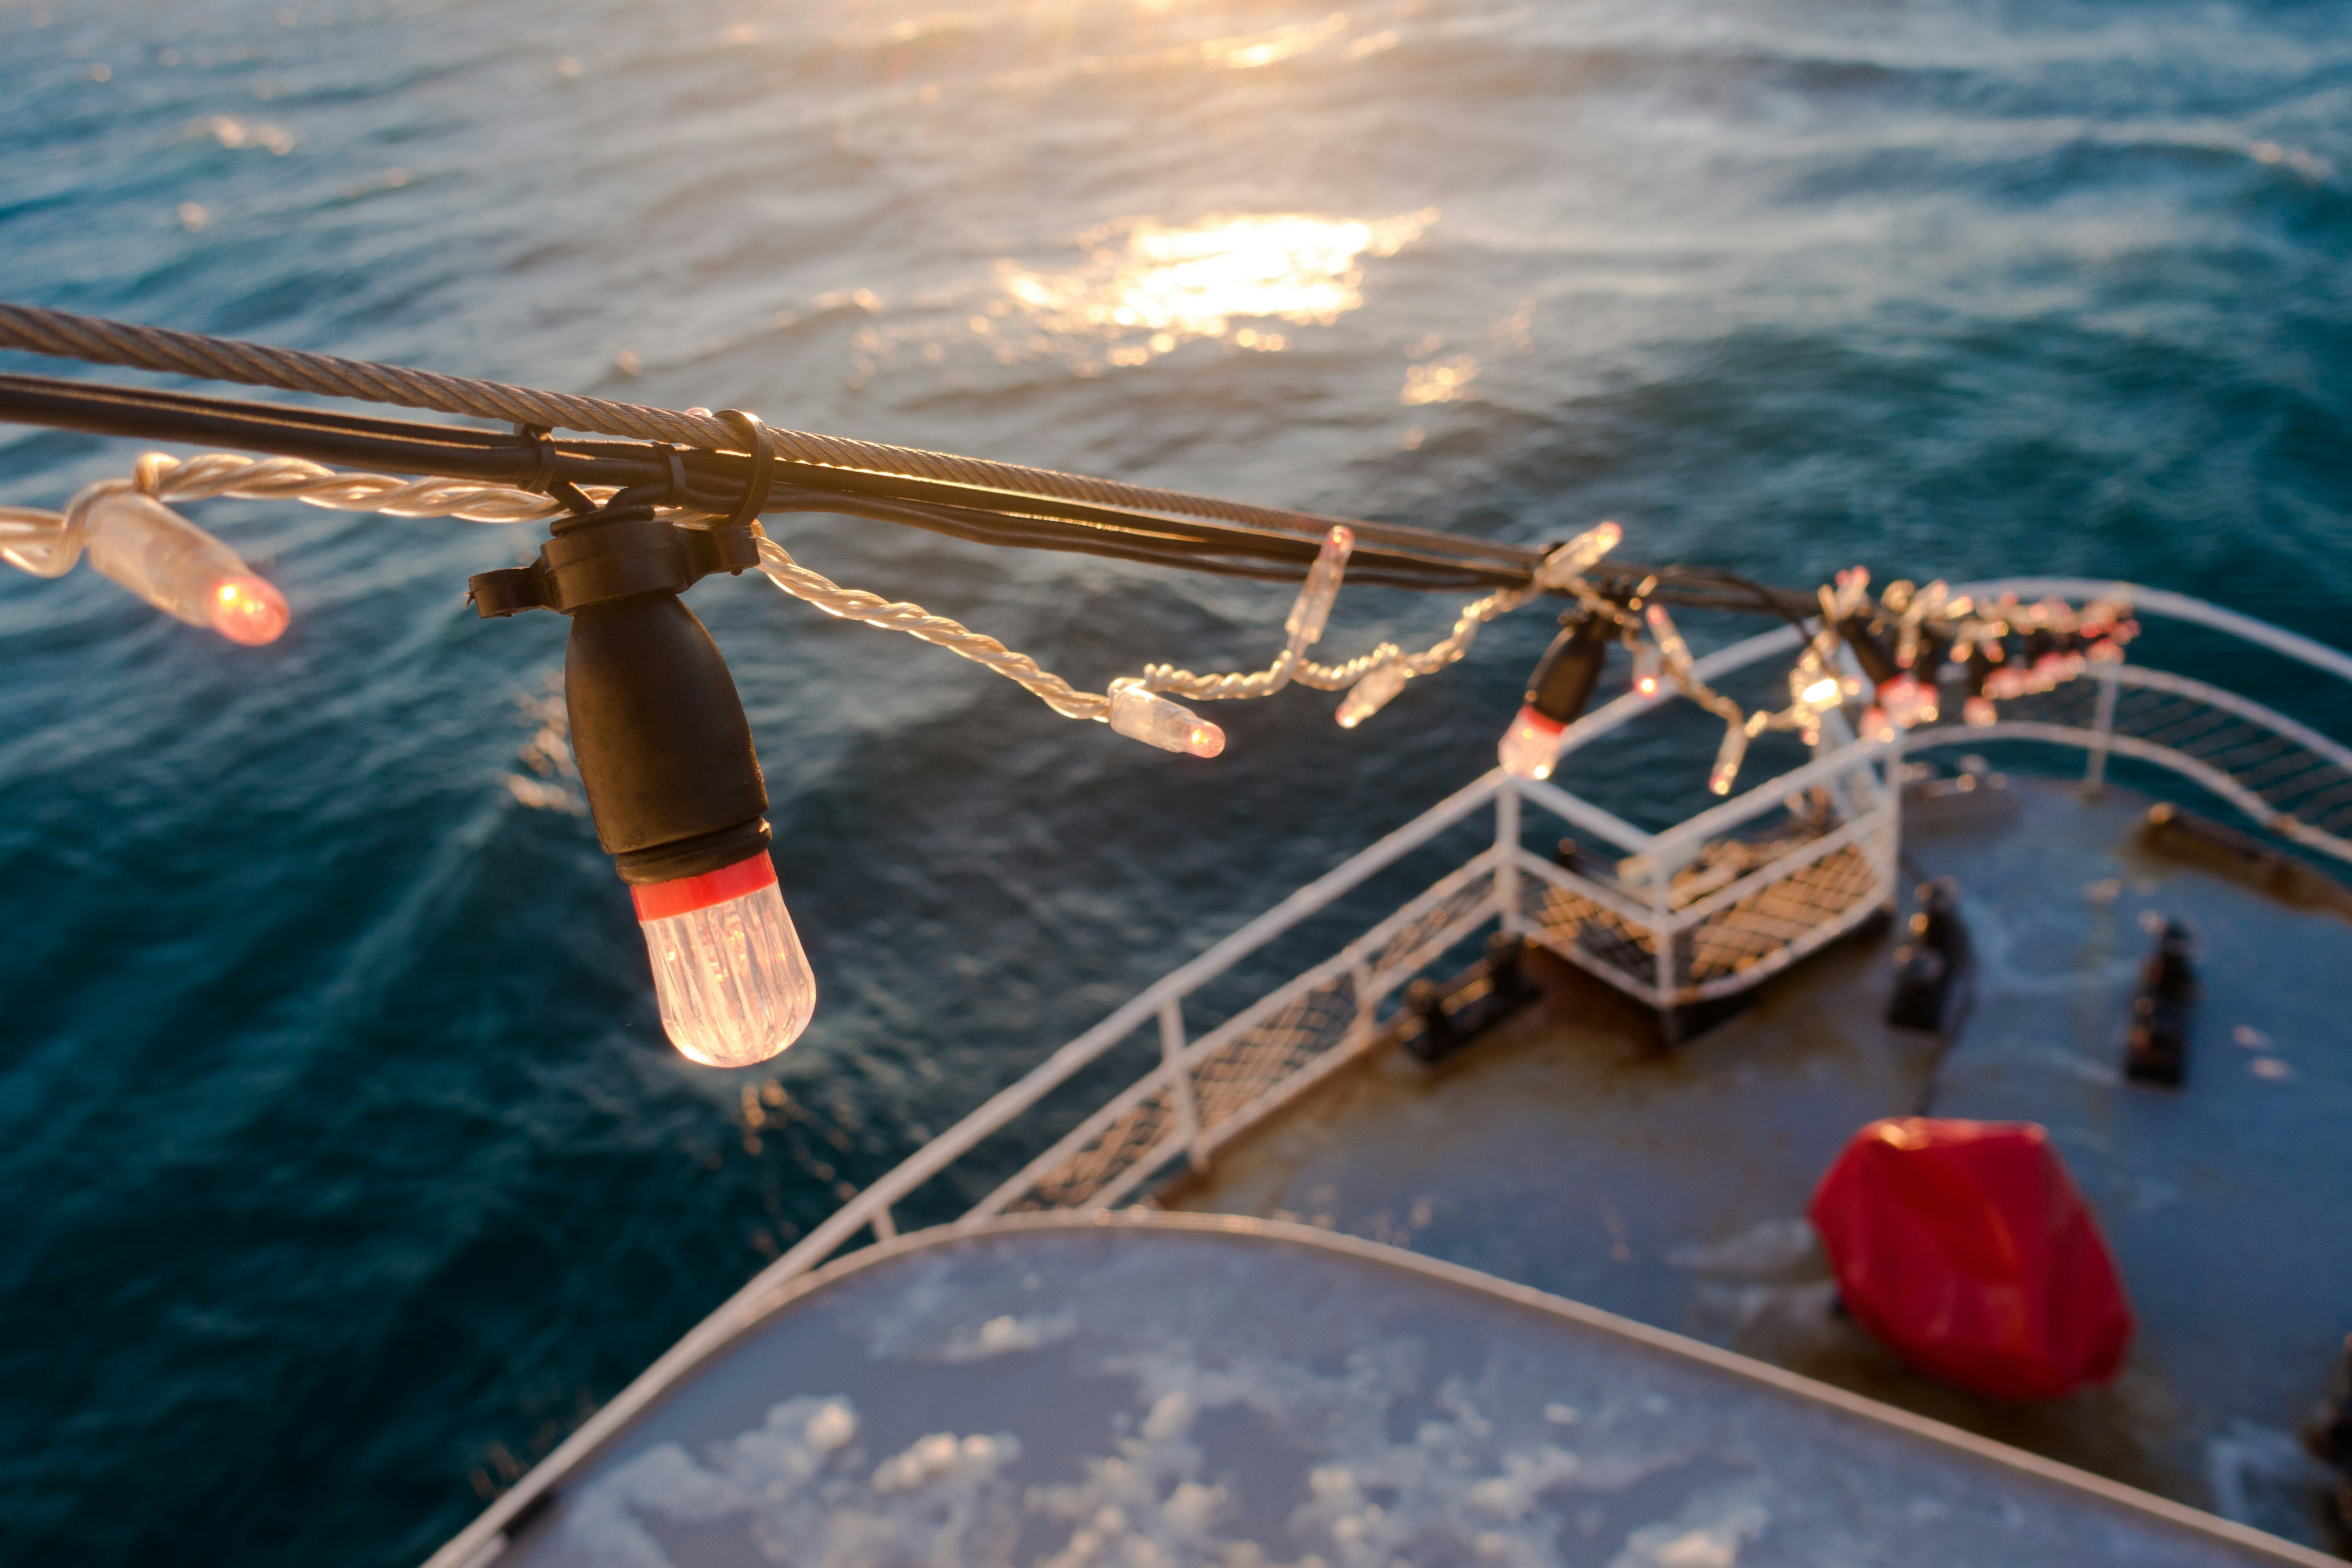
[1,0,2347,1561]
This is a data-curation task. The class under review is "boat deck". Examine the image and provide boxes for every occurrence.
[1155,772,2352,1553]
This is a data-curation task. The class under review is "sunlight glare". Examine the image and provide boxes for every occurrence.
[998,209,1436,358]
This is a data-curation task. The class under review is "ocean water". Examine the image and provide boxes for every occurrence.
[0,0,2347,1562]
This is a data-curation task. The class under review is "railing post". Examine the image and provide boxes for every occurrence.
[2085,666,2119,792]
[870,1207,897,1241]
[1159,997,1206,1171]
[1650,860,1675,1017]
[1494,780,1522,935]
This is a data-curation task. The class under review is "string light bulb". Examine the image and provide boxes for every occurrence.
[634,853,815,1068]
[1336,659,1412,728]
[1632,643,1664,698]
[1109,679,1225,756]
[1499,613,1610,781]
[1286,526,1353,649]
[83,491,289,645]
[1533,520,1623,590]
[471,481,819,1071]
[1709,718,1754,796]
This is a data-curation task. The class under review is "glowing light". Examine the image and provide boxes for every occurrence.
[1801,676,1840,708]
[1498,704,1564,781]
[80,491,291,646]
[208,574,290,646]
[1632,645,1663,698]
[634,854,815,1068]
[1109,679,1225,756]
[1709,722,1749,796]
[1336,660,1411,728]
[1532,522,1620,591]
[1286,526,1353,647]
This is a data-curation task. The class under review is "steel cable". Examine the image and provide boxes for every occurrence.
[0,302,1385,541]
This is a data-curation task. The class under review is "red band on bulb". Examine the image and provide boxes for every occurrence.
[631,852,779,922]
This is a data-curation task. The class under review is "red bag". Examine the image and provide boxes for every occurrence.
[1809,1118,2134,1401]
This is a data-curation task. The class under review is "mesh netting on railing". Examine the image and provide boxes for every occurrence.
[1516,815,1890,1005]
[1360,864,1500,981]
[1001,865,1499,1212]
[1190,971,1363,1133]
[1007,1073,1182,1213]
[1982,675,2352,854]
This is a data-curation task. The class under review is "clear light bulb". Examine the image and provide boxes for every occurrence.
[1498,703,1565,780]
[1643,602,1692,670]
[1533,520,1622,590]
[1632,643,1663,698]
[1285,525,1353,648]
[1109,679,1225,756]
[83,492,289,644]
[1336,659,1411,728]
[633,852,815,1068]
[1709,720,1750,796]
[1877,673,1937,729]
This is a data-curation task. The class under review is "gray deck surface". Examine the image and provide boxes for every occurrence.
[494,1217,2323,1568]
[1158,774,2352,1553]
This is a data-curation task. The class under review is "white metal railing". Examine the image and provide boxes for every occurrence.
[737,580,2352,1291]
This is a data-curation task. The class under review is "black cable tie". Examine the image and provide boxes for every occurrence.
[715,410,772,530]
[510,422,556,491]
[511,421,594,515]
[658,444,688,506]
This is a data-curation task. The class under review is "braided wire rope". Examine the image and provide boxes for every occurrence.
[0,302,1374,539]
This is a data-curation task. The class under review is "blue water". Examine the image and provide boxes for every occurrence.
[1,0,2348,1561]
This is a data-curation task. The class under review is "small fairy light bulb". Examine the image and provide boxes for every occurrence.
[1499,707,1566,781]
[1709,719,1752,796]
[634,854,815,1069]
[1643,602,1693,670]
[1631,643,1663,698]
[1336,658,1411,728]
[1285,526,1353,649]
[1109,679,1225,756]
[208,574,291,645]
[1500,614,1609,781]
[1877,674,1935,729]
[82,491,290,644]
[1532,521,1623,591]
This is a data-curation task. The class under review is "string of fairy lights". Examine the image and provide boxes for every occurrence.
[0,310,2144,1069]
[1,446,2140,796]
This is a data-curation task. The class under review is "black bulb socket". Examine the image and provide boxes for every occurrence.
[1839,617,1902,687]
[1525,615,1611,724]
[471,501,772,886]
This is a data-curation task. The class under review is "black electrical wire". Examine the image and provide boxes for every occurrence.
[0,370,1820,613]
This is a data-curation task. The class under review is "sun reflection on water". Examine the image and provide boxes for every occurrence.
[998,208,1436,362]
